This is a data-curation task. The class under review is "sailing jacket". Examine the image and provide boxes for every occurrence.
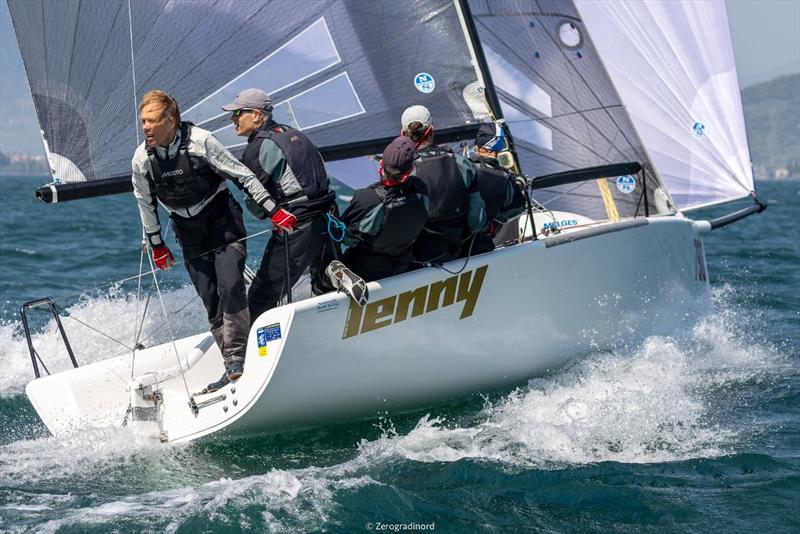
[472,155,526,224]
[240,120,335,221]
[340,177,428,280]
[412,144,486,263]
[414,145,485,230]
[132,122,272,239]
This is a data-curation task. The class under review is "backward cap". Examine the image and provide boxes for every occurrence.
[221,88,273,111]
[382,136,416,173]
[475,123,497,146]
[401,105,432,132]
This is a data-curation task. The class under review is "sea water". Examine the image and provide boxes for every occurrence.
[0,176,797,532]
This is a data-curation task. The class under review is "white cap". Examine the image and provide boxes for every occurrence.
[401,105,432,133]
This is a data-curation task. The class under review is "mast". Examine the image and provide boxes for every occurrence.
[454,0,522,174]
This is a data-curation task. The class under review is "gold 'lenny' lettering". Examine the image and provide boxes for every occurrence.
[456,265,488,319]
[361,296,396,334]
[342,299,363,339]
[395,285,427,323]
[426,275,458,313]
[341,265,489,338]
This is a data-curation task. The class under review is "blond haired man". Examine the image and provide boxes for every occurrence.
[131,90,273,392]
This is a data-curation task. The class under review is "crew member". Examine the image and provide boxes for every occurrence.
[400,105,486,264]
[466,122,527,255]
[339,136,428,281]
[222,88,339,320]
[132,90,275,393]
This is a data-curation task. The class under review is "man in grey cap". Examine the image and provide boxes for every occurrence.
[400,105,486,264]
[222,88,339,319]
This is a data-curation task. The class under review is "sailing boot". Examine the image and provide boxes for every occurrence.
[326,260,369,307]
[227,361,244,381]
[203,371,229,394]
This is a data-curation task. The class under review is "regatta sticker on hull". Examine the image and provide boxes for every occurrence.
[316,300,339,313]
[256,323,282,357]
[342,265,487,339]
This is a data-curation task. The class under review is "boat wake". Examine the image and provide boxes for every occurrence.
[353,285,791,469]
[0,285,793,531]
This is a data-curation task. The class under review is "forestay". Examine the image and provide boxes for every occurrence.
[8,0,482,189]
[575,0,754,211]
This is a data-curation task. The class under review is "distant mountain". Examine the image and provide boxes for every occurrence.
[741,73,800,178]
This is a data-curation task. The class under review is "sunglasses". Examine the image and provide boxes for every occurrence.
[231,108,255,117]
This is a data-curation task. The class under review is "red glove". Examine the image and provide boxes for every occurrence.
[270,208,297,233]
[152,244,175,270]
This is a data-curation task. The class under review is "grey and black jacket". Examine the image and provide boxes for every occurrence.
[131,122,274,244]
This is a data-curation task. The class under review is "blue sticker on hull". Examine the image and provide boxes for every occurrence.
[262,323,282,341]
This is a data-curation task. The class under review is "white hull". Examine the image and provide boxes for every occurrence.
[26,215,711,443]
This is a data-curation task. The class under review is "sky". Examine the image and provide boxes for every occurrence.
[1,0,799,155]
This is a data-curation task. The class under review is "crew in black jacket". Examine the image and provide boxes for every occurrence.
[399,105,486,264]
[340,136,428,281]
[466,123,527,255]
[222,88,339,320]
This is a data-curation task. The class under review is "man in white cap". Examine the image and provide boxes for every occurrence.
[131,90,277,393]
[222,88,339,319]
[400,105,486,264]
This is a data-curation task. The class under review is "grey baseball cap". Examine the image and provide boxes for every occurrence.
[401,105,432,132]
[221,88,273,111]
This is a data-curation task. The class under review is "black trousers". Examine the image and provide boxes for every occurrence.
[185,243,249,366]
[172,192,249,366]
[248,212,339,320]
[342,247,412,282]
[413,219,465,264]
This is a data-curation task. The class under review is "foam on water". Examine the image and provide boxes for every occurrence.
[352,287,792,469]
[4,443,379,533]
[0,285,207,398]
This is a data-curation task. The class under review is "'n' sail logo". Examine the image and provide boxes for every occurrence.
[342,266,488,339]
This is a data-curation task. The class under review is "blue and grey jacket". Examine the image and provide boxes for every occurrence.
[240,121,335,220]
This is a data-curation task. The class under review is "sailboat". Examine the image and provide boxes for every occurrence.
[7,0,764,443]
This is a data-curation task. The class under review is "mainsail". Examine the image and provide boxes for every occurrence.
[575,0,754,211]
[7,0,485,200]
[9,0,754,218]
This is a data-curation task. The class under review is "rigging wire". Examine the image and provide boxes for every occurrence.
[130,232,147,380]
[127,0,140,146]
[144,244,193,402]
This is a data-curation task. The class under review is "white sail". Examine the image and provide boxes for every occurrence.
[575,0,754,211]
